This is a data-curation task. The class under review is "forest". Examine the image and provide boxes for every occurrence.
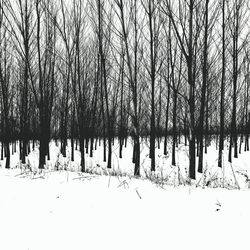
[1,1,250,250]
[0,0,249,181]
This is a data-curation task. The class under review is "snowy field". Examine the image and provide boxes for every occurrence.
[0,138,250,250]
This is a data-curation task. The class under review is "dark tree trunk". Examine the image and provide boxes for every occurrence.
[164,82,170,156]
[38,113,47,169]
[172,92,177,166]
[230,1,240,162]
[198,0,209,173]
[71,107,75,161]
[218,0,226,167]
[80,132,85,172]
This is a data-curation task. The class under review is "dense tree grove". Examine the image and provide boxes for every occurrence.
[0,0,250,179]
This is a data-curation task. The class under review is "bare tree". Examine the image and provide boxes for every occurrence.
[198,0,209,173]
[0,1,12,168]
[228,0,248,162]
[143,0,163,171]
[32,0,56,168]
[161,0,203,179]
[114,0,142,176]
[218,0,226,167]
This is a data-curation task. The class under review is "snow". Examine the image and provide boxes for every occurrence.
[0,169,249,250]
[0,139,250,250]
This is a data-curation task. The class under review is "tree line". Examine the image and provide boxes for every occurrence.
[0,0,249,179]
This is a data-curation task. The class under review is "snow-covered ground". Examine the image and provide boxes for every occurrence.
[0,138,250,250]
[0,170,250,250]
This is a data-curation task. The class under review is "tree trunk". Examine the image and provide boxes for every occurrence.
[218,0,225,167]
[198,0,209,173]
